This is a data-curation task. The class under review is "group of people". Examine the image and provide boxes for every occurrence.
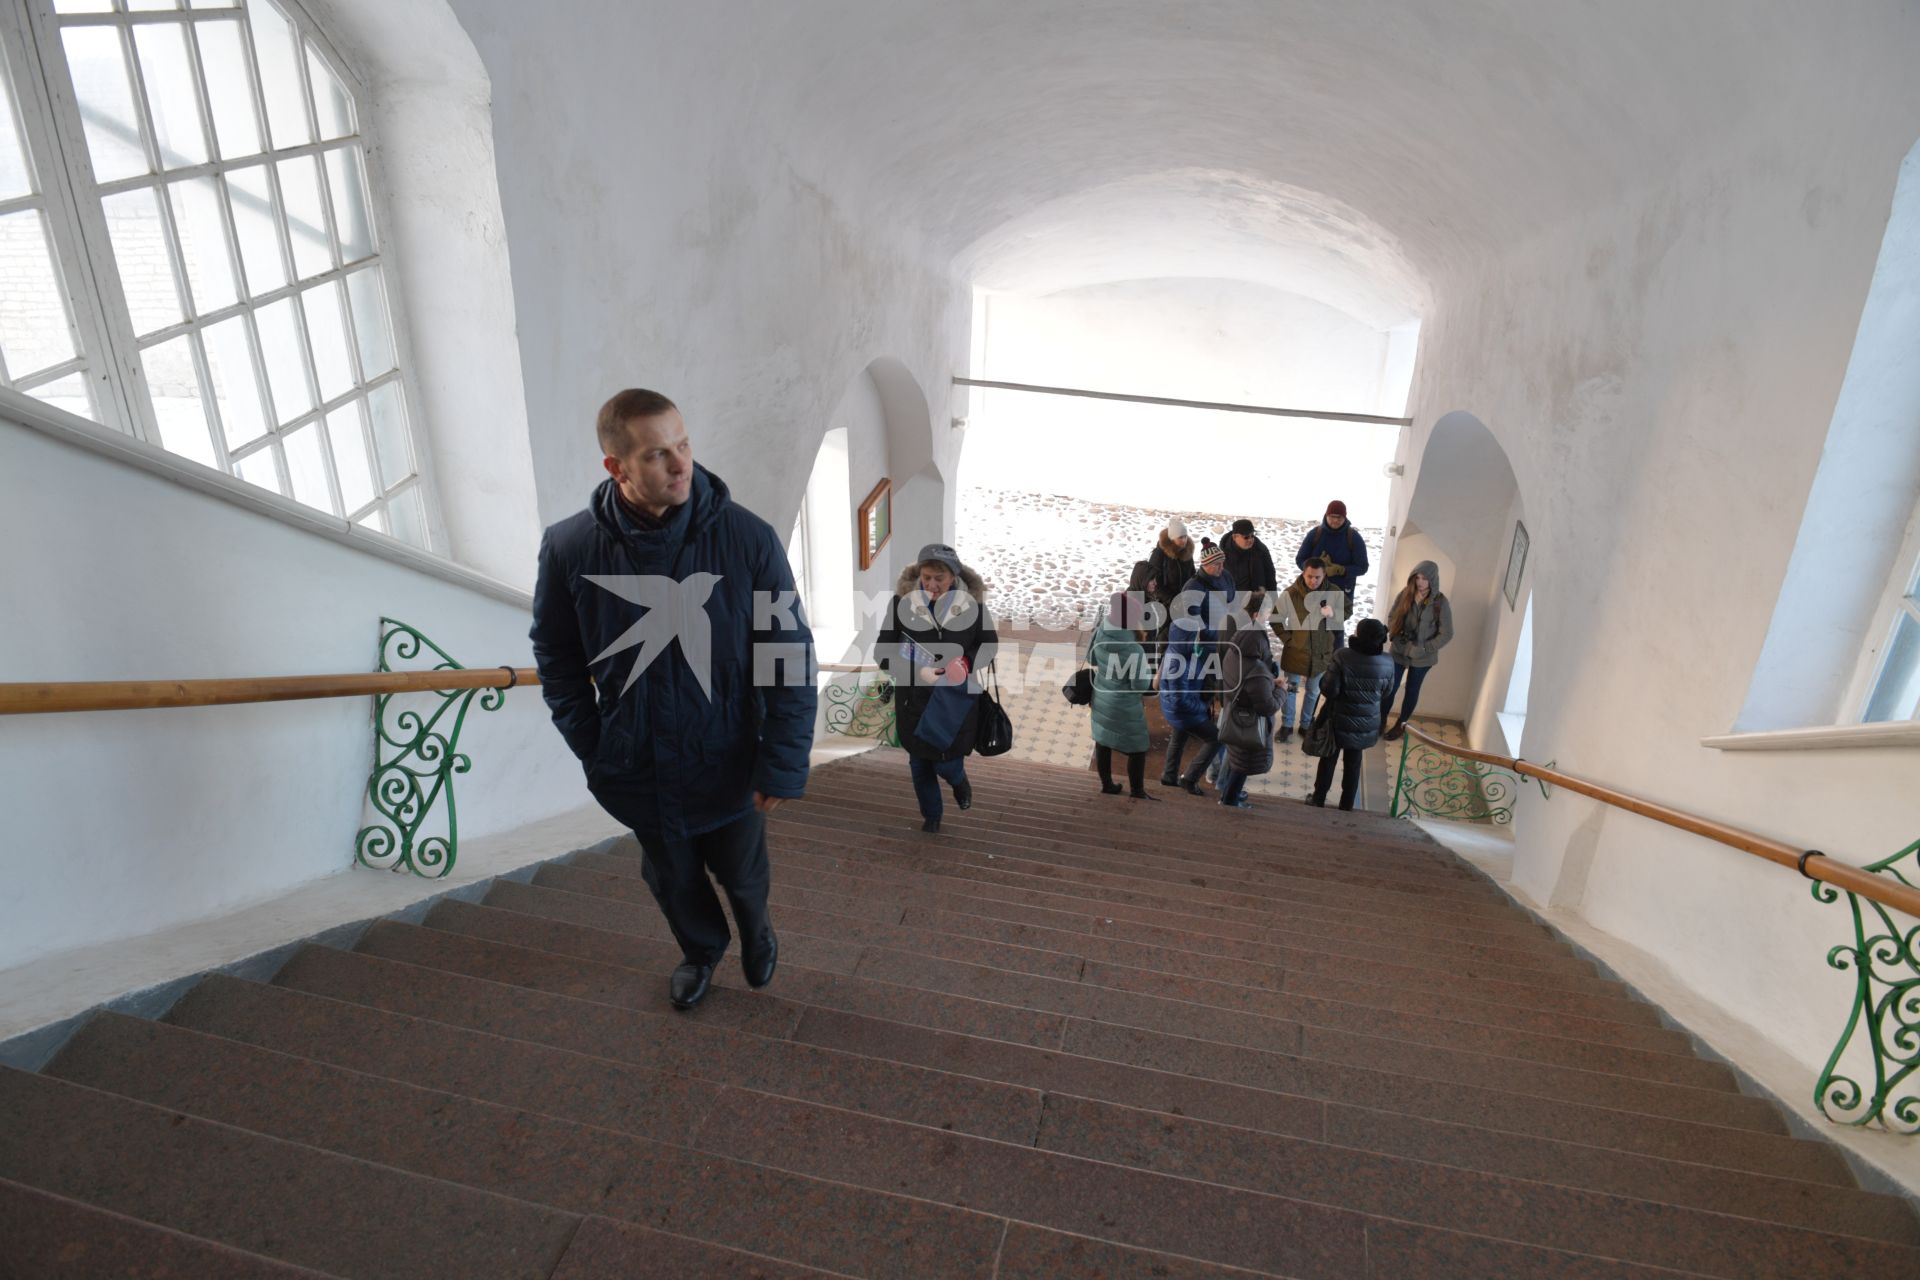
[1106,501,1454,810]
[530,386,1453,1011]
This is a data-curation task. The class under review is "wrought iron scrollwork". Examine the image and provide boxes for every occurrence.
[824,672,899,746]
[1813,839,1920,1132]
[355,618,508,878]
[1389,733,1550,825]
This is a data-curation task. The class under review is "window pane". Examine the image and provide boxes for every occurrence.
[52,1,116,16]
[132,23,208,170]
[302,280,352,399]
[0,210,79,380]
[140,333,216,467]
[1863,611,1920,723]
[23,370,96,421]
[225,163,285,295]
[101,186,184,335]
[195,19,262,161]
[345,266,393,376]
[167,176,238,314]
[190,0,242,8]
[282,418,332,511]
[324,144,372,263]
[128,0,184,11]
[201,312,266,446]
[328,401,374,512]
[247,0,310,149]
[388,483,426,548]
[307,43,352,140]
[275,153,329,278]
[61,27,150,184]
[232,441,281,495]
[253,294,310,422]
[367,380,410,487]
[355,505,387,534]
[0,46,34,202]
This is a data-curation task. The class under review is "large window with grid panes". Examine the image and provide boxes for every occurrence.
[0,0,431,547]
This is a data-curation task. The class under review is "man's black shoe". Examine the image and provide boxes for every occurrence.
[743,928,778,989]
[954,780,973,810]
[669,961,714,1010]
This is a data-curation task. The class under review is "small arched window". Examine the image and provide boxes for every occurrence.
[0,0,429,546]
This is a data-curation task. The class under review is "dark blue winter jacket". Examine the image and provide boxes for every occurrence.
[529,465,816,841]
[1157,569,1237,733]
[1295,522,1369,595]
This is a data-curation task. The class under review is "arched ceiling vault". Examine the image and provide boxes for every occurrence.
[696,0,1851,323]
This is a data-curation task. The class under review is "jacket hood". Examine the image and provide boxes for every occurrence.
[1157,530,1194,559]
[1411,559,1443,597]
[896,559,987,601]
[590,464,730,541]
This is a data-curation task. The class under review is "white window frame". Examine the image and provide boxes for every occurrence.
[0,0,444,551]
[1843,496,1920,723]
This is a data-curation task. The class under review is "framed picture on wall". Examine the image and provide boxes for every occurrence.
[1503,520,1529,610]
[858,478,892,571]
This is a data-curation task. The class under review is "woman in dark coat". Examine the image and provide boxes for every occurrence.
[1157,539,1235,793]
[1144,517,1195,665]
[876,543,998,833]
[1216,597,1281,810]
[1308,617,1395,810]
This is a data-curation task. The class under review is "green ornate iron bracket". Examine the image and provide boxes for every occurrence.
[824,671,899,747]
[355,618,508,878]
[1813,839,1920,1132]
[1389,731,1552,825]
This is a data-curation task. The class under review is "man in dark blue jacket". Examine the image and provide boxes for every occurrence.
[1295,499,1368,645]
[530,389,816,1010]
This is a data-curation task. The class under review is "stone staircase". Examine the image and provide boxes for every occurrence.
[4,748,1917,1277]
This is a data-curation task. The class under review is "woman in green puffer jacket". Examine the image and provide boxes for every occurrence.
[1088,591,1157,800]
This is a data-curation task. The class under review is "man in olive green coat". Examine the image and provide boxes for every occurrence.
[1273,560,1339,743]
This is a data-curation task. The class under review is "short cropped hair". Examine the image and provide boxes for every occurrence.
[596,388,679,457]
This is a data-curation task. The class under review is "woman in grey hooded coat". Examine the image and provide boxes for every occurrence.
[1382,559,1453,741]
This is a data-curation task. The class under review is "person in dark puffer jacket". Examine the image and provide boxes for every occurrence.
[1308,617,1394,811]
[1216,596,1281,810]
[1157,539,1236,794]
[531,389,816,1012]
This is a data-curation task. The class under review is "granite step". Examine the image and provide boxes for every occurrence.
[0,1066,582,1280]
[413,901,1753,1111]
[259,942,1857,1188]
[787,774,1504,897]
[495,874,1675,1045]
[576,840,1600,977]
[533,858,1629,1003]
[163,973,1879,1234]
[40,1015,1013,1280]
[0,1176,342,1279]
[50,1012,1916,1278]
[483,878,1699,1066]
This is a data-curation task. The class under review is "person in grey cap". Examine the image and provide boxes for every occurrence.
[876,543,999,832]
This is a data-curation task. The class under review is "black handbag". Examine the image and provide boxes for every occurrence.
[1300,704,1338,758]
[1063,668,1094,706]
[1215,690,1269,752]
[976,663,1014,756]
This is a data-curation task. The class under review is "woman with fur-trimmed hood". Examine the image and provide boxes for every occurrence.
[876,543,999,833]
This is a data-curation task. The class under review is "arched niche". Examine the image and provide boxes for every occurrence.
[1395,410,1533,745]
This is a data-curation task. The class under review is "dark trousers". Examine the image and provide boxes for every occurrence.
[1162,722,1221,782]
[1095,744,1146,792]
[1313,747,1364,810]
[633,810,770,966]
[910,754,969,821]
[1218,766,1249,804]
[1385,662,1431,725]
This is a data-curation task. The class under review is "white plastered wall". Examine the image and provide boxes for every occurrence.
[1394,80,1920,1086]
[0,411,585,973]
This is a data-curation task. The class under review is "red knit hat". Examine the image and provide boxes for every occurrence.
[1325,500,1348,519]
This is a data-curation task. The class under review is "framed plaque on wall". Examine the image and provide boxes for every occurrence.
[858,478,892,571]
[1503,520,1529,610]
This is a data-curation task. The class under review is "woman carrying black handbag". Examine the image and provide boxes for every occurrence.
[1306,617,1394,810]
[875,543,999,833]
[1215,595,1281,810]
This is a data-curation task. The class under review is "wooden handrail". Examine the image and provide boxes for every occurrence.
[1402,726,1920,920]
[0,668,541,716]
[0,660,881,715]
